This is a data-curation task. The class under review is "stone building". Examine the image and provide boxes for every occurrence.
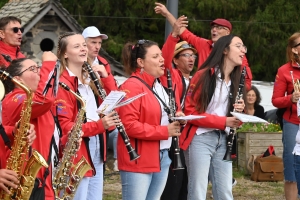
[0,0,125,76]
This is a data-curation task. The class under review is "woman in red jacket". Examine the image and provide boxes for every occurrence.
[55,32,119,200]
[1,53,58,200]
[118,39,183,200]
[272,32,300,199]
[180,35,246,200]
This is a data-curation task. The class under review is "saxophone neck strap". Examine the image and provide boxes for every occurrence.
[0,124,11,149]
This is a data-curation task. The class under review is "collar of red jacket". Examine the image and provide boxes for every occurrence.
[0,40,21,57]
[291,61,300,68]
[208,39,214,48]
[132,68,157,87]
[60,69,79,91]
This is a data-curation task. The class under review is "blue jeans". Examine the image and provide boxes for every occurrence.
[184,130,233,200]
[120,149,171,200]
[108,128,118,159]
[73,136,104,200]
[282,119,297,182]
[294,155,300,197]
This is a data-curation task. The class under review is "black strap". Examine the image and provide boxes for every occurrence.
[0,124,11,149]
[131,76,170,114]
[50,108,62,167]
[0,53,12,63]
[42,141,52,187]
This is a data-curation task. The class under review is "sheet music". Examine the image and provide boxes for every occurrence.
[171,115,206,121]
[114,92,147,109]
[97,91,126,115]
[230,112,268,123]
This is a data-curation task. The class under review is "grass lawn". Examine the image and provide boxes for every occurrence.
[103,150,285,200]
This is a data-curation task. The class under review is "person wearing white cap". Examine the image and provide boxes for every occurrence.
[82,26,119,173]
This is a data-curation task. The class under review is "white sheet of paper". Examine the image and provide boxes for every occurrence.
[171,115,206,121]
[114,92,147,109]
[230,112,268,123]
[97,91,126,115]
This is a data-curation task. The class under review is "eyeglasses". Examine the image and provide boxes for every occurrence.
[17,65,41,76]
[294,43,300,48]
[231,44,247,53]
[211,25,227,30]
[11,27,24,33]
[179,53,197,59]
[175,43,193,51]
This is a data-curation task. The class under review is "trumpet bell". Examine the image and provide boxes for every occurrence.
[0,80,5,100]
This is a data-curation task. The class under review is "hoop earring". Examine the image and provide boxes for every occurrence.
[140,67,144,74]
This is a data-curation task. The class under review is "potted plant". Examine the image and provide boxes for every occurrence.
[236,122,282,173]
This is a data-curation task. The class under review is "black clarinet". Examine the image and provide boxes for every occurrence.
[223,66,246,162]
[166,69,184,170]
[83,61,140,161]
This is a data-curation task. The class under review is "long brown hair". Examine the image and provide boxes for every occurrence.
[192,35,245,116]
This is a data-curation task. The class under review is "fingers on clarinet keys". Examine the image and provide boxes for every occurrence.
[168,121,181,137]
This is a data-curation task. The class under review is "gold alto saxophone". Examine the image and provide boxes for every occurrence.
[52,82,92,200]
[0,70,48,200]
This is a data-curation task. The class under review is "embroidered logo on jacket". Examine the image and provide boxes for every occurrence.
[186,84,195,97]
[55,99,67,115]
[12,94,25,104]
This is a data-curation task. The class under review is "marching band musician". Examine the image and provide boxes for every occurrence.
[0,123,36,194]
[272,32,300,200]
[0,16,25,67]
[1,52,59,200]
[118,39,184,200]
[55,32,119,200]
[180,35,246,200]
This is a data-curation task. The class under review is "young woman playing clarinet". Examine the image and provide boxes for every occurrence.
[118,39,184,200]
[180,34,246,200]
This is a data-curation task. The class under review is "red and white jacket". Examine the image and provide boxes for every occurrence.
[0,125,14,169]
[2,61,56,200]
[180,69,228,150]
[117,69,181,173]
[55,69,117,177]
[272,62,300,125]
[180,29,252,90]
[0,40,25,67]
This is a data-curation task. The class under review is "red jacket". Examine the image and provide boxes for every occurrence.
[2,61,56,200]
[0,125,14,169]
[161,34,187,103]
[180,69,228,150]
[55,70,117,177]
[97,55,112,74]
[180,29,252,90]
[272,62,300,124]
[0,40,25,67]
[118,69,174,173]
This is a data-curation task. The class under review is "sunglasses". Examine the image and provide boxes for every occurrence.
[134,39,150,58]
[11,27,24,33]
[294,43,300,48]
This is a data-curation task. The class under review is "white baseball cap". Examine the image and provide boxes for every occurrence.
[82,26,108,40]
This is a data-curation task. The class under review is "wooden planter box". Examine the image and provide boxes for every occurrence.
[237,132,283,174]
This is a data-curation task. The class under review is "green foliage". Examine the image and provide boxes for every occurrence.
[237,122,282,133]
[59,0,300,80]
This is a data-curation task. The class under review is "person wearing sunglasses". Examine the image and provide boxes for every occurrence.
[159,16,197,200]
[154,2,252,91]
[0,16,25,67]
[118,39,184,200]
[1,52,60,200]
[272,32,300,200]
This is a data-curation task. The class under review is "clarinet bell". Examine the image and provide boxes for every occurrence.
[223,144,233,162]
[129,149,140,161]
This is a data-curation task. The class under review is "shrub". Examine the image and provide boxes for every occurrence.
[237,122,282,133]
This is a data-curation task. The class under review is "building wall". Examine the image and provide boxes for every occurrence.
[20,15,71,65]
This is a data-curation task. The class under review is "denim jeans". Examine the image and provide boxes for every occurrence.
[184,130,233,200]
[73,136,104,200]
[282,119,297,182]
[294,155,300,197]
[120,149,171,200]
